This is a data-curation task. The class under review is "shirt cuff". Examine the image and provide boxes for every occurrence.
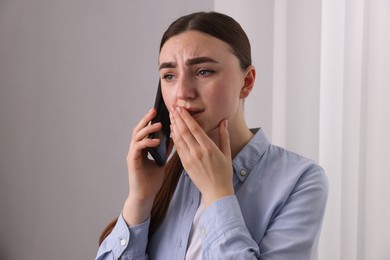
[97,213,150,259]
[198,195,247,249]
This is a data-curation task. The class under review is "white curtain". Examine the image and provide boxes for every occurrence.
[215,0,390,259]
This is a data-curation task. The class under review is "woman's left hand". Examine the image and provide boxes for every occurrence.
[170,106,234,207]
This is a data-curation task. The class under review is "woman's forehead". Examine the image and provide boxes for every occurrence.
[159,31,234,64]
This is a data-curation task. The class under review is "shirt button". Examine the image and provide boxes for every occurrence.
[201,228,206,236]
[120,239,127,246]
[240,169,247,176]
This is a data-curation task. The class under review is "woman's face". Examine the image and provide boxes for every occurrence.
[159,30,251,134]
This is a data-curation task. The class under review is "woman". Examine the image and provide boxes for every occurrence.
[96,11,328,260]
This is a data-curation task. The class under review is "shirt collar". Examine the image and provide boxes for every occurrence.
[232,128,270,182]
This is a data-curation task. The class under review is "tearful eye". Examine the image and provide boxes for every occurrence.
[197,69,215,77]
[162,74,175,81]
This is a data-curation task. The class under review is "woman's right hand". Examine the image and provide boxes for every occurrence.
[122,108,168,226]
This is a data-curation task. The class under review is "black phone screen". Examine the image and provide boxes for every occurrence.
[147,81,171,166]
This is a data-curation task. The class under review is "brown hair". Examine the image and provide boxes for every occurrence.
[160,12,251,69]
[99,11,252,245]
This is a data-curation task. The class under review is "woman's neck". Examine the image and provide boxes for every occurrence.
[228,123,253,158]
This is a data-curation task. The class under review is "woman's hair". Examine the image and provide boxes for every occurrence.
[99,11,252,245]
[160,11,252,69]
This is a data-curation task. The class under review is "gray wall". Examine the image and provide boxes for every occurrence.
[0,1,214,259]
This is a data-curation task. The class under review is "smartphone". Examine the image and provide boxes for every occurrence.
[147,80,171,166]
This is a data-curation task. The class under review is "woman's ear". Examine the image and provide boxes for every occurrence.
[240,65,256,99]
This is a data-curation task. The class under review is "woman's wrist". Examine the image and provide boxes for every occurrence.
[122,195,154,226]
[203,187,235,208]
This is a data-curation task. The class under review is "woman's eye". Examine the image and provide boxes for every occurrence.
[197,69,215,77]
[162,74,175,81]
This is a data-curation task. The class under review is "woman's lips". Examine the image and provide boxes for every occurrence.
[189,111,202,119]
[184,108,204,119]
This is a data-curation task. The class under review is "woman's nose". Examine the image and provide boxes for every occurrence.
[176,77,196,100]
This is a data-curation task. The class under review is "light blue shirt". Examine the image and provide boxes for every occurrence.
[96,128,328,259]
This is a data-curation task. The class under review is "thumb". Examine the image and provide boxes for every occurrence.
[218,119,231,158]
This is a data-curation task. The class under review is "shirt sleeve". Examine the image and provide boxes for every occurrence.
[199,168,328,260]
[259,168,328,259]
[199,196,261,259]
[95,214,150,260]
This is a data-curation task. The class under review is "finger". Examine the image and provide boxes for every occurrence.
[176,107,210,147]
[128,137,160,165]
[172,107,199,149]
[170,108,191,153]
[132,137,161,151]
[132,121,162,142]
[132,108,157,137]
[218,119,231,158]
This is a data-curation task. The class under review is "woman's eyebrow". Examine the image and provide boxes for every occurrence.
[185,57,219,66]
[159,57,219,70]
[159,62,176,70]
